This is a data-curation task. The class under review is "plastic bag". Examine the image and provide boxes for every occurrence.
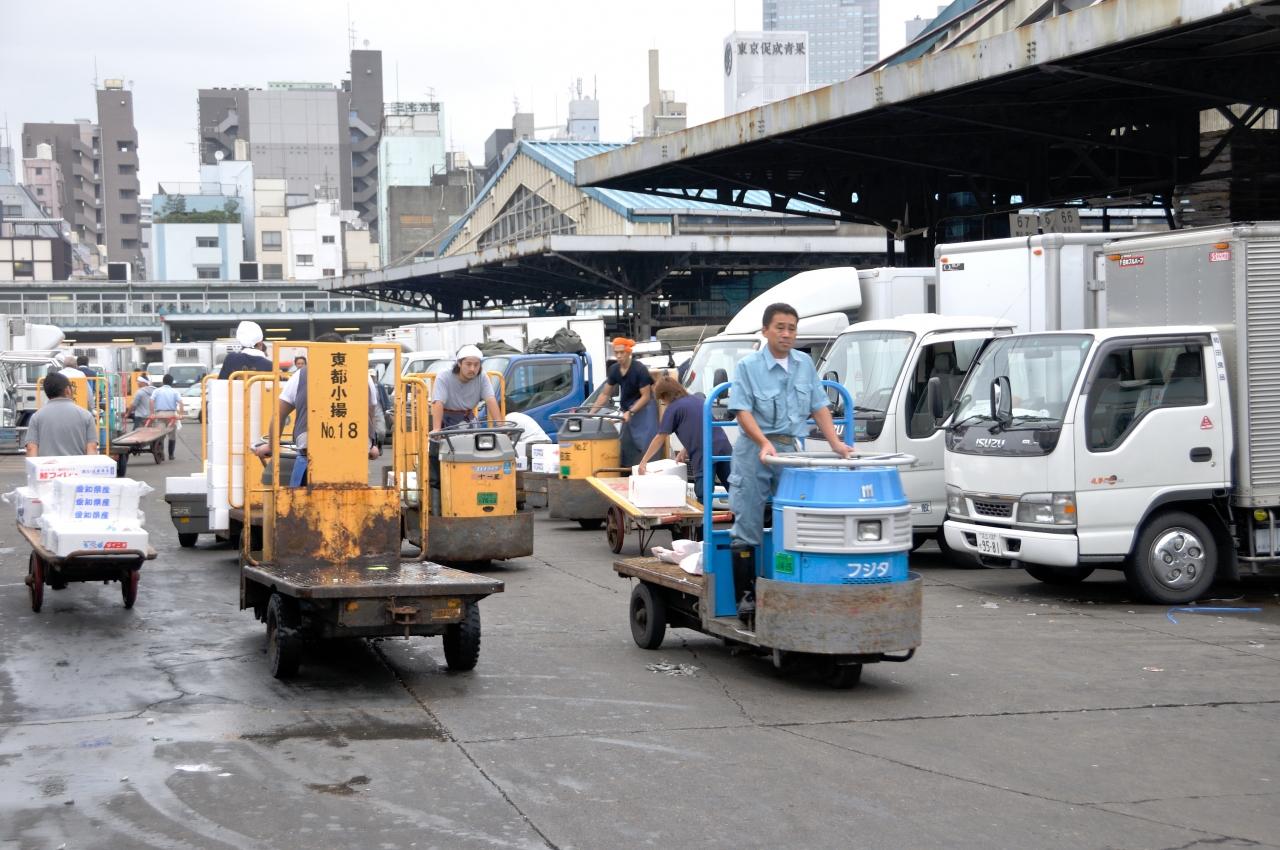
[651,539,702,575]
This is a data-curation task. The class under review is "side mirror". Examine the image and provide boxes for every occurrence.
[990,376,1012,424]
[927,376,944,420]
[713,368,729,386]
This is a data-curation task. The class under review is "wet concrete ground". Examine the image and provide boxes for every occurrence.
[2,438,1279,849]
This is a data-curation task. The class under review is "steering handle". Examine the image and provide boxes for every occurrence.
[762,451,917,469]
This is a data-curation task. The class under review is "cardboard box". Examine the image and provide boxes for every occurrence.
[628,474,687,508]
[530,443,560,475]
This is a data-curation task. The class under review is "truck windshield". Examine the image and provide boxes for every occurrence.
[167,366,208,388]
[682,338,758,396]
[951,334,1092,428]
[819,330,914,417]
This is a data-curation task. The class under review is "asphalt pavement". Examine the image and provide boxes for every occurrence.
[2,442,1278,849]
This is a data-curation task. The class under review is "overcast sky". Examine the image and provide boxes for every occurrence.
[2,0,947,193]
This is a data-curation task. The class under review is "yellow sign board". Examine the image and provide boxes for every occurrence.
[306,343,370,485]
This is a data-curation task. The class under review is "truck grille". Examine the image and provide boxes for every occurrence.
[971,499,1013,519]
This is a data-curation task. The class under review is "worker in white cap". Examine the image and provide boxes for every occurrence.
[218,321,273,379]
[430,344,501,429]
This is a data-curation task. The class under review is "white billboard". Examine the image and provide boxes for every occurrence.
[723,31,809,116]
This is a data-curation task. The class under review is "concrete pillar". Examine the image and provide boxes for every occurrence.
[635,293,654,340]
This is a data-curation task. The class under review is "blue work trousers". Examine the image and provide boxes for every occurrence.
[728,436,797,547]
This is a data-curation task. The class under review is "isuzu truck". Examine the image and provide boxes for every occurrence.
[941,223,1280,603]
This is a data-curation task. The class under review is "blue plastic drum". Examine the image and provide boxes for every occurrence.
[768,465,912,585]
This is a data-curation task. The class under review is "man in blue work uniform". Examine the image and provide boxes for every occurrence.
[728,302,852,620]
[151,374,182,461]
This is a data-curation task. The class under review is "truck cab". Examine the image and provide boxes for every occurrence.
[941,326,1230,602]
[817,315,1015,546]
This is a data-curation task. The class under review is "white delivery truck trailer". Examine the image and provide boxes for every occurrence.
[941,222,1280,603]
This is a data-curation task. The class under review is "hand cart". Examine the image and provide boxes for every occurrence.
[19,523,155,613]
[586,475,731,555]
[110,414,177,464]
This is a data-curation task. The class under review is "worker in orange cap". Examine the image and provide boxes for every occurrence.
[590,337,657,467]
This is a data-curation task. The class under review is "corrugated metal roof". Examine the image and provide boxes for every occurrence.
[437,139,830,254]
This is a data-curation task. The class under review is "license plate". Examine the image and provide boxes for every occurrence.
[976,532,1003,556]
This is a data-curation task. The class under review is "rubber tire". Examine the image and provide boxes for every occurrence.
[121,569,139,609]
[177,532,199,548]
[443,602,482,671]
[606,506,626,554]
[629,583,667,650]
[1125,510,1218,604]
[1025,565,1096,585]
[152,441,164,464]
[28,552,43,613]
[823,660,863,690]
[577,518,604,531]
[266,594,302,679]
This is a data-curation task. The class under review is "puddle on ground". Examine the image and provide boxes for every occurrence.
[242,711,446,747]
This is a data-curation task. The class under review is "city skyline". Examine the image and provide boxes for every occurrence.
[2,0,944,195]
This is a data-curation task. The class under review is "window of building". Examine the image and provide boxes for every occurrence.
[196,266,222,280]
[196,236,219,248]
[121,238,139,249]
[34,167,45,176]
[322,234,335,244]
[322,268,335,277]
[262,231,282,251]
[120,213,137,225]
[262,264,284,280]
[296,254,314,266]
[2,205,22,216]
[117,163,135,175]
[119,188,137,200]
[35,188,44,196]
[117,141,134,153]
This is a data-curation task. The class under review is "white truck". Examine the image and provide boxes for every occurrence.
[161,342,215,388]
[682,266,934,399]
[941,222,1280,603]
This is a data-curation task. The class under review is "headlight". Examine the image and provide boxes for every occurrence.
[475,433,496,451]
[946,486,968,518]
[1016,492,1077,526]
[857,520,882,542]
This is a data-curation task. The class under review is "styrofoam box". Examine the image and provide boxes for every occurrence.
[41,522,149,558]
[210,508,230,531]
[26,456,119,494]
[46,478,145,524]
[628,474,687,508]
[165,474,208,496]
[15,486,43,528]
[530,444,560,474]
[631,459,687,480]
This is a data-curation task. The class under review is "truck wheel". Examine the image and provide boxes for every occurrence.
[27,552,44,613]
[629,583,667,650]
[177,532,198,548]
[443,602,482,671]
[1126,511,1217,604]
[266,594,302,679]
[577,518,603,531]
[1025,565,1095,585]
[822,659,863,690]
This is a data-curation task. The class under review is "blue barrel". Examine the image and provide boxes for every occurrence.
[767,466,911,584]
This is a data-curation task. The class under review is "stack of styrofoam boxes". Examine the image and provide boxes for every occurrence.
[530,443,560,474]
[205,378,261,531]
[628,460,689,508]
[13,486,45,528]
[165,473,208,499]
[24,456,151,556]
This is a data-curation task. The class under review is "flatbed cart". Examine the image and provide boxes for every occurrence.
[110,414,177,465]
[19,523,155,613]
[587,474,732,555]
[613,381,923,688]
[239,343,505,679]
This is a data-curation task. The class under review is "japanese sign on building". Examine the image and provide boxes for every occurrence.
[723,30,810,115]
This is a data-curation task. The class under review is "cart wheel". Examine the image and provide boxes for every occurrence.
[577,518,603,531]
[266,594,302,679]
[177,532,198,548]
[629,583,666,650]
[27,552,44,613]
[121,569,139,609]
[822,659,863,690]
[152,440,164,464]
[605,507,626,554]
[443,602,481,671]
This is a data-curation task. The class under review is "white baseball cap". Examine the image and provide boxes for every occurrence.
[456,344,483,362]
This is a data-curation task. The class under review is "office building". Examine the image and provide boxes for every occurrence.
[764,0,879,86]
[21,80,145,276]
[723,31,809,114]
[377,102,446,266]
